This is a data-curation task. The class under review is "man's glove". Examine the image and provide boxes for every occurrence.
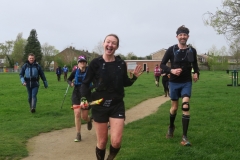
[43,81,48,88]
[80,97,89,109]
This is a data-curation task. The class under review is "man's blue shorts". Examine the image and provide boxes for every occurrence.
[169,81,192,101]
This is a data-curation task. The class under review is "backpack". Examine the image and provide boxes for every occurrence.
[22,62,40,81]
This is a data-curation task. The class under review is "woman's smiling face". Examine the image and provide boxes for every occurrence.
[103,35,119,56]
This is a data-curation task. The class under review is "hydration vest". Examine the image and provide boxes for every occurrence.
[74,67,88,85]
[94,56,125,94]
[172,44,194,69]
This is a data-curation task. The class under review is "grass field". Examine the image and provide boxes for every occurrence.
[0,71,239,160]
[0,71,161,160]
[117,71,240,160]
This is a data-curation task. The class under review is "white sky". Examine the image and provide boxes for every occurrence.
[0,0,228,57]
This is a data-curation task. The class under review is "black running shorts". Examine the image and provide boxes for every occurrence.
[72,86,81,105]
[92,101,125,123]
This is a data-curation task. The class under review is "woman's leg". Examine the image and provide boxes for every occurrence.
[94,122,108,160]
[73,106,81,141]
[74,107,81,133]
[81,109,89,121]
[106,118,124,160]
[109,118,124,148]
[81,109,92,130]
[95,122,108,149]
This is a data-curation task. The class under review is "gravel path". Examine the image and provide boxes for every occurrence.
[22,95,169,160]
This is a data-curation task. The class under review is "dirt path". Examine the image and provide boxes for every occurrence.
[22,96,169,160]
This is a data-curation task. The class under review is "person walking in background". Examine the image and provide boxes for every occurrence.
[56,66,62,81]
[80,34,143,160]
[160,25,199,146]
[72,65,77,72]
[161,69,170,97]
[146,67,149,74]
[19,53,48,113]
[67,56,93,142]
[154,64,161,87]
[62,65,69,81]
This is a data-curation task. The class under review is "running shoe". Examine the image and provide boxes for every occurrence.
[166,126,175,138]
[74,133,81,142]
[181,135,192,146]
[31,108,36,113]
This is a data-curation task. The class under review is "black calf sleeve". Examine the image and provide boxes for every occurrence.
[106,144,121,160]
[96,146,106,160]
[182,114,190,137]
[170,113,177,128]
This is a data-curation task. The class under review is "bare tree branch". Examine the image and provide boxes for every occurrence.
[203,0,240,43]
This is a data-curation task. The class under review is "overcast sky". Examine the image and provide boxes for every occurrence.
[0,0,227,57]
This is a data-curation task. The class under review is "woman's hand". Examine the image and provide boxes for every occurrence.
[80,97,89,109]
[132,65,143,77]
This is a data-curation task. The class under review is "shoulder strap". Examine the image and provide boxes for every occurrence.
[97,55,103,61]
[35,64,40,71]
[187,44,193,52]
[74,67,88,85]
[82,67,88,81]
[115,55,125,66]
[173,44,179,55]
[34,63,40,75]
[187,44,194,63]
[22,63,28,69]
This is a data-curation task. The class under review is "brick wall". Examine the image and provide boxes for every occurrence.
[125,60,170,73]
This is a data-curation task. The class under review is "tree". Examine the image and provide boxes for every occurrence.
[89,52,100,61]
[24,29,42,64]
[54,57,65,70]
[0,41,14,55]
[229,37,240,67]
[203,0,240,42]
[126,52,137,60]
[137,57,147,60]
[12,33,27,65]
[41,43,59,70]
[146,55,152,60]
[5,55,15,68]
[93,40,104,55]
[0,41,14,67]
[116,53,126,60]
[207,45,228,70]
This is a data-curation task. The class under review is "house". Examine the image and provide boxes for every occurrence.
[224,56,240,64]
[125,49,212,72]
[197,54,208,63]
[125,49,170,72]
[151,48,167,60]
[125,60,164,73]
[54,46,99,70]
